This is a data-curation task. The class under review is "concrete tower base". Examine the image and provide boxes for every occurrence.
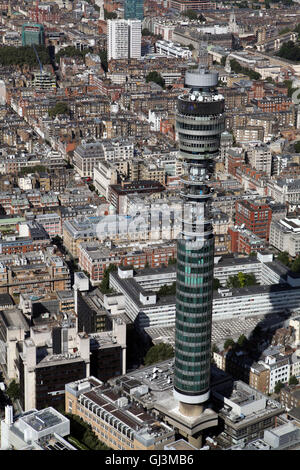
[179,401,203,417]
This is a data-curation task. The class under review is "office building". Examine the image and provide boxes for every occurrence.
[21,23,45,46]
[174,64,225,413]
[1,405,75,450]
[230,421,300,450]
[17,325,90,411]
[213,381,284,447]
[65,376,175,450]
[124,0,144,21]
[235,200,272,241]
[156,40,192,59]
[269,217,300,257]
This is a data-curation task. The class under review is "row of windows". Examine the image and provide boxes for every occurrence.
[177,293,212,304]
[176,304,212,315]
[175,341,211,354]
[177,243,214,255]
[177,122,223,131]
[174,374,209,387]
[176,281,211,294]
[180,142,219,150]
[176,350,210,363]
[180,149,218,158]
[178,132,220,142]
[177,255,213,268]
[176,328,211,339]
[176,316,211,329]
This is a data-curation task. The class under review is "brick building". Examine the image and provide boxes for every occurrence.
[235,200,272,241]
[228,226,266,254]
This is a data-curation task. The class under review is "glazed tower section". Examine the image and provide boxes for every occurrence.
[174,67,225,409]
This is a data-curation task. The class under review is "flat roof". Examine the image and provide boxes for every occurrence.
[1,308,30,330]
[213,283,298,299]
[21,408,65,432]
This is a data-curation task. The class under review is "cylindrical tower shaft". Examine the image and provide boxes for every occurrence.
[174,67,225,408]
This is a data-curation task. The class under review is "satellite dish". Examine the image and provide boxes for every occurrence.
[190,94,196,101]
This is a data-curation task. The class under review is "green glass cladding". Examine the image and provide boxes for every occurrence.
[174,238,214,395]
[174,69,225,402]
[124,0,144,20]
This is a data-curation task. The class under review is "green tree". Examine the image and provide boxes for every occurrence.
[0,45,51,67]
[168,257,177,265]
[99,49,108,72]
[226,272,257,288]
[56,46,88,61]
[144,343,174,366]
[284,79,297,98]
[289,375,299,385]
[230,59,261,80]
[224,338,235,350]
[158,282,176,296]
[142,28,153,36]
[19,165,46,175]
[6,380,20,401]
[276,251,290,267]
[181,9,198,20]
[212,343,219,353]
[237,334,248,348]
[188,43,195,51]
[213,278,221,290]
[146,71,165,88]
[52,235,63,247]
[279,27,291,35]
[66,413,110,450]
[104,8,117,19]
[277,41,300,62]
[99,264,117,294]
[274,381,285,394]
[49,101,70,118]
[291,256,300,273]
[294,141,300,153]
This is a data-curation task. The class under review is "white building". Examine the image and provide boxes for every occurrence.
[155,39,192,59]
[93,160,118,199]
[264,352,290,394]
[108,19,129,60]
[128,19,141,60]
[108,19,141,61]
[267,178,300,204]
[108,259,300,328]
[246,144,272,176]
[269,217,300,257]
[1,406,75,450]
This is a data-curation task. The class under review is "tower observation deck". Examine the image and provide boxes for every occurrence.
[174,66,225,411]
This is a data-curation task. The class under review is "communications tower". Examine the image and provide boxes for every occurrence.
[174,65,225,416]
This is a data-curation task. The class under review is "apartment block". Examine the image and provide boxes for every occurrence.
[228,226,266,254]
[108,19,141,61]
[78,240,177,285]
